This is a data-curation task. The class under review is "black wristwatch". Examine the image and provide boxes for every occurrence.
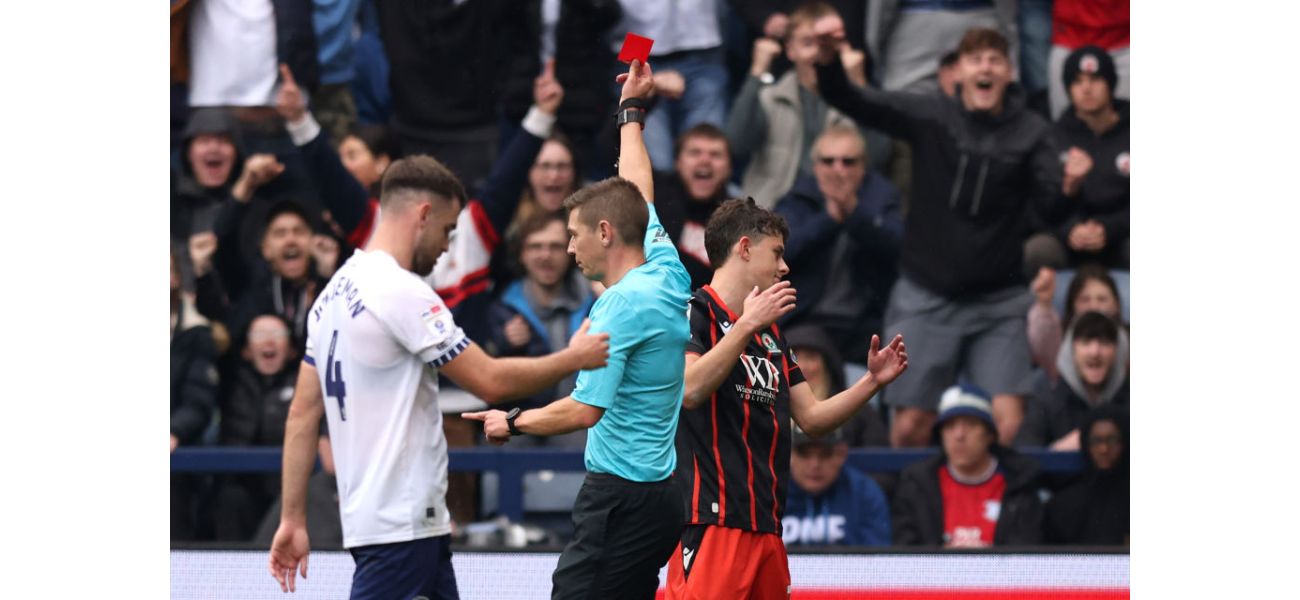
[616,108,645,129]
[505,407,523,436]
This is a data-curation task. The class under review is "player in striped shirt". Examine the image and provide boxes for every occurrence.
[668,198,908,599]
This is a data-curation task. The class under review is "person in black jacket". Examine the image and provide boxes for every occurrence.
[1047,46,1130,269]
[498,0,622,181]
[172,108,245,290]
[171,250,219,541]
[813,23,1069,448]
[893,385,1043,547]
[1043,404,1128,545]
[213,314,301,541]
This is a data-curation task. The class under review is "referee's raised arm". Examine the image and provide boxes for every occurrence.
[615,59,656,204]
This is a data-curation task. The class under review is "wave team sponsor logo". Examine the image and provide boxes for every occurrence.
[737,354,780,406]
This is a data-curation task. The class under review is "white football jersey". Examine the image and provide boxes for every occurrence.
[304,249,469,549]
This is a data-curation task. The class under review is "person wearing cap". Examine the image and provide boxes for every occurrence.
[811,24,1069,448]
[1047,46,1130,269]
[892,385,1044,547]
[782,424,892,547]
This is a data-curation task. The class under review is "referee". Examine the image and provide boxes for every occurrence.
[464,58,691,599]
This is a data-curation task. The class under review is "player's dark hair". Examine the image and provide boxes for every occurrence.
[380,154,467,209]
[956,27,1010,59]
[1071,311,1120,345]
[704,198,790,269]
[673,123,731,161]
[562,177,648,248]
[1063,264,1123,327]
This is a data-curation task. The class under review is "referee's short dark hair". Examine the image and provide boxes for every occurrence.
[704,197,789,269]
[380,154,467,209]
[563,177,648,248]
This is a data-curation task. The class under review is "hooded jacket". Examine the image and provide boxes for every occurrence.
[485,274,595,411]
[1044,404,1129,544]
[816,55,1066,299]
[892,445,1044,546]
[1053,100,1130,256]
[172,108,245,243]
[1017,323,1130,447]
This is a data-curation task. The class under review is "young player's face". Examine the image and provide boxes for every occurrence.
[1087,419,1123,470]
[245,315,293,376]
[1073,279,1120,320]
[338,135,389,190]
[188,133,237,188]
[1069,72,1112,114]
[522,219,571,288]
[1072,336,1117,388]
[812,135,866,202]
[567,208,606,282]
[790,443,848,496]
[412,195,462,277]
[941,416,995,472]
[746,234,789,289]
[262,213,313,281]
[529,140,577,212]
[675,137,731,201]
[959,48,1011,113]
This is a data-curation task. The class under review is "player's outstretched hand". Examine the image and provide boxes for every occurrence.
[567,318,610,370]
[268,521,310,593]
[866,334,908,385]
[616,58,656,103]
[462,410,510,444]
[738,281,797,334]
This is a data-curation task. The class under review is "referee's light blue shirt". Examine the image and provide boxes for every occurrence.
[570,202,692,482]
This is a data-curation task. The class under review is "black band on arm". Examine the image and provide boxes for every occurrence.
[618,97,650,112]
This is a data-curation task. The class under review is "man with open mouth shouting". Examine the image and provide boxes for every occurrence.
[811,21,1071,449]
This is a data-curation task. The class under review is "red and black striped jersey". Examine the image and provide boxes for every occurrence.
[676,285,806,535]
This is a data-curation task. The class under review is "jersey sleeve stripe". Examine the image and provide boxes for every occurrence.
[427,337,470,368]
[303,355,316,366]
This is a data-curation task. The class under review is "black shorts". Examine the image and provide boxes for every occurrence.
[551,472,685,600]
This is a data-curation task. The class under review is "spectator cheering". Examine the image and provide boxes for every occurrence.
[1017,311,1129,450]
[813,24,1068,446]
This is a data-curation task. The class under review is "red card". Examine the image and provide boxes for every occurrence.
[618,32,654,64]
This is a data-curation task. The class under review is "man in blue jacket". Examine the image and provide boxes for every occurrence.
[782,425,892,547]
[774,125,903,363]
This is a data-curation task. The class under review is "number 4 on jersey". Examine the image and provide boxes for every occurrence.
[326,330,348,420]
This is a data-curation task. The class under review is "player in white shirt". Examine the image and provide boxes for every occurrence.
[268,155,610,599]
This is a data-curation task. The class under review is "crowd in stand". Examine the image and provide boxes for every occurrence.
[170,0,1129,548]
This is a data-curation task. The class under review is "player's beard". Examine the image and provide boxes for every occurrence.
[412,245,438,277]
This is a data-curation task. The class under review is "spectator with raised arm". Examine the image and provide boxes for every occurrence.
[172,108,244,288]
[726,1,890,209]
[813,23,1068,447]
[775,125,902,363]
[275,60,565,342]
[1027,264,1126,380]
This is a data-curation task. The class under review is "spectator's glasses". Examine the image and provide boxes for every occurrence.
[1089,433,1122,447]
[815,155,861,168]
[533,161,574,173]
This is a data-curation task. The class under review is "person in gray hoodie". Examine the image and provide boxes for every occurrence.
[1015,311,1129,450]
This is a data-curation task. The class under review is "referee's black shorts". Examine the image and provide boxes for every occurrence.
[551,472,685,600]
